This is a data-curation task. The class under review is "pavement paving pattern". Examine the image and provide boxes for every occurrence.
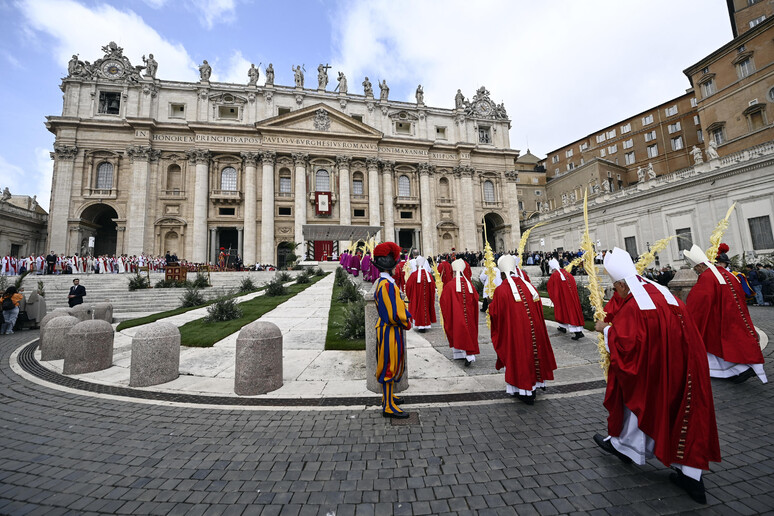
[0,310,772,515]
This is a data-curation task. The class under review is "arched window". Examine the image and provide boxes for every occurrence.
[483,180,495,202]
[439,177,450,199]
[398,175,411,197]
[316,169,330,192]
[278,168,292,195]
[221,167,237,191]
[166,164,181,192]
[96,162,113,189]
[352,171,364,196]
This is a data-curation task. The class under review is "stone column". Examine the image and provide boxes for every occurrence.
[209,227,217,263]
[240,152,260,265]
[293,153,308,259]
[458,166,477,252]
[337,155,352,248]
[48,144,78,254]
[366,157,381,235]
[260,151,276,265]
[237,227,243,257]
[505,170,521,251]
[381,160,395,245]
[187,149,211,263]
[125,145,157,255]
[418,163,435,256]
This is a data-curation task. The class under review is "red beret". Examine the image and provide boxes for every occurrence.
[374,242,401,261]
[718,243,730,254]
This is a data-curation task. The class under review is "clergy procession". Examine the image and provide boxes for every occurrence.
[336,197,767,504]
[1,253,176,276]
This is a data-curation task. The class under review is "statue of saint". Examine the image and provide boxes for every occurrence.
[1,187,10,202]
[247,64,259,86]
[317,63,330,90]
[415,85,424,104]
[378,79,389,100]
[265,63,274,86]
[199,60,211,81]
[691,145,704,165]
[336,71,347,94]
[706,140,720,160]
[68,55,79,76]
[561,193,568,207]
[455,89,465,109]
[362,76,373,97]
[647,163,656,179]
[637,166,645,182]
[292,65,305,88]
[602,179,611,193]
[143,54,158,78]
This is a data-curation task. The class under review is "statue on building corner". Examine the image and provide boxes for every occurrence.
[265,63,275,86]
[292,65,305,88]
[317,63,331,90]
[247,63,259,86]
[199,60,211,81]
[379,79,389,101]
[637,165,645,182]
[335,71,347,94]
[1,187,10,203]
[706,140,720,160]
[561,192,568,207]
[455,89,465,109]
[416,85,424,105]
[646,162,656,180]
[691,145,704,165]
[602,179,611,193]
[362,76,373,97]
[142,54,158,78]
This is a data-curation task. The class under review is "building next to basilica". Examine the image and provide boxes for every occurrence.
[46,42,520,266]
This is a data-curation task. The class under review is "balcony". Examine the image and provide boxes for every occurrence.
[84,188,117,199]
[210,189,242,204]
[437,197,454,206]
[483,200,503,209]
[394,195,419,208]
[159,189,187,200]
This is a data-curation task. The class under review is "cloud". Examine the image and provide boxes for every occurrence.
[0,149,54,213]
[33,147,54,213]
[18,0,199,81]
[330,0,730,157]
[214,49,253,84]
[0,154,26,195]
[189,0,236,29]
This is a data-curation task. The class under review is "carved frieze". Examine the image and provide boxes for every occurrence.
[313,109,331,131]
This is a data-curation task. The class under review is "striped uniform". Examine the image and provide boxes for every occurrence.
[374,274,412,415]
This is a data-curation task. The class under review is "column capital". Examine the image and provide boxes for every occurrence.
[335,155,351,167]
[186,148,211,164]
[455,165,474,178]
[260,150,276,166]
[504,170,519,182]
[126,145,152,162]
[379,159,395,172]
[241,151,261,166]
[53,144,78,160]
[292,152,309,167]
[366,157,380,170]
[418,163,433,177]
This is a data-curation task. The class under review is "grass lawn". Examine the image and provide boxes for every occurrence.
[541,304,596,331]
[179,273,328,347]
[325,281,366,351]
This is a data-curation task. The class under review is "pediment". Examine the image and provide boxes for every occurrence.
[256,103,382,138]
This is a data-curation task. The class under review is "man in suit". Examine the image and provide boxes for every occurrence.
[67,278,86,307]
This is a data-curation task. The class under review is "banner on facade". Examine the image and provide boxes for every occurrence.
[316,192,331,215]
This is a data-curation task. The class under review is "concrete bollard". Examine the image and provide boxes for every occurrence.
[669,265,698,303]
[235,321,283,395]
[63,320,114,375]
[70,304,93,322]
[93,302,114,324]
[130,322,180,387]
[40,316,79,361]
[39,309,74,343]
[365,282,409,394]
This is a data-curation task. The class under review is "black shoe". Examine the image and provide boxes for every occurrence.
[557,327,567,333]
[593,434,633,464]
[393,396,404,405]
[572,332,584,340]
[464,359,472,367]
[540,386,546,391]
[670,470,707,504]
[383,410,410,419]
[516,393,534,405]
[729,368,756,384]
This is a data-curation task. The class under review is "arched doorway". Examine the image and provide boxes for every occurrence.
[80,203,119,256]
[483,212,506,253]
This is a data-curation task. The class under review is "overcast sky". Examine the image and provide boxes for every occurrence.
[0,0,732,212]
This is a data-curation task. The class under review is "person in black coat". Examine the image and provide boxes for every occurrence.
[67,278,86,307]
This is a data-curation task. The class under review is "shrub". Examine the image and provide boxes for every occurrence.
[128,273,151,291]
[292,264,305,270]
[577,284,594,321]
[204,295,242,322]
[338,297,366,339]
[155,278,189,288]
[180,285,205,307]
[14,271,30,290]
[312,267,325,277]
[265,278,288,297]
[37,280,45,297]
[276,271,292,282]
[337,280,361,303]
[295,270,312,284]
[239,277,257,293]
[334,267,348,287]
[192,272,209,288]
[471,278,484,297]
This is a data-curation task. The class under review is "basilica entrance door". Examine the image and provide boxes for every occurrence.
[314,240,333,261]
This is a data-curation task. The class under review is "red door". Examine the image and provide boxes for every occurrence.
[314,241,333,261]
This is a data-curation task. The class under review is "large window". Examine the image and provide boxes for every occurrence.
[398,175,411,197]
[710,127,725,146]
[279,176,292,195]
[644,130,657,142]
[668,121,681,134]
[701,79,716,98]
[220,167,237,191]
[352,172,364,195]
[642,114,654,125]
[665,105,678,117]
[315,170,330,192]
[749,216,774,250]
[676,227,693,256]
[737,57,754,79]
[478,127,492,144]
[625,151,636,165]
[98,92,121,115]
[483,180,495,202]
[439,177,450,199]
[624,236,638,259]
[96,162,113,189]
[647,144,659,158]
[671,136,684,151]
[621,123,631,133]
[166,164,181,192]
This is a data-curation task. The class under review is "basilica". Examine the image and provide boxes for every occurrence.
[46,43,522,265]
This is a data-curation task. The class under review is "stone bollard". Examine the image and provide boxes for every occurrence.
[63,320,114,375]
[70,304,93,322]
[235,321,283,395]
[39,309,74,343]
[130,322,180,387]
[365,282,408,394]
[92,302,113,323]
[40,316,79,361]
[668,265,698,303]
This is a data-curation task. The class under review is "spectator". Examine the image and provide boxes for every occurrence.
[67,278,87,308]
[746,264,767,306]
[1,286,23,334]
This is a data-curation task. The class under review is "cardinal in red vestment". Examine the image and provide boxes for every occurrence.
[405,256,436,330]
[489,254,556,403]
[437,260,453,286]
[594,248,721,504]
[547,258,585,339]
[683,245,767,384]
[393,257,407,292]
[439,258,479,365]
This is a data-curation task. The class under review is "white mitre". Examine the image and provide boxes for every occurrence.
[548,258,561,272]
[451,259,472,293]
[683,244,726,284]
[603,247,655,310]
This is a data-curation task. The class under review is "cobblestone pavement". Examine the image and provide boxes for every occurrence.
[0,309,772,515]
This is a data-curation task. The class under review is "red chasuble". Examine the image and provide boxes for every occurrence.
[439,276,480,354]
[437,261,453,286]
[547,268,585,327]
[393,260,406,292]
[604,284,721,470]
[603,292,624,323]
[405,269,437,327]
[489,276,557,390]
[686,267,763,365]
